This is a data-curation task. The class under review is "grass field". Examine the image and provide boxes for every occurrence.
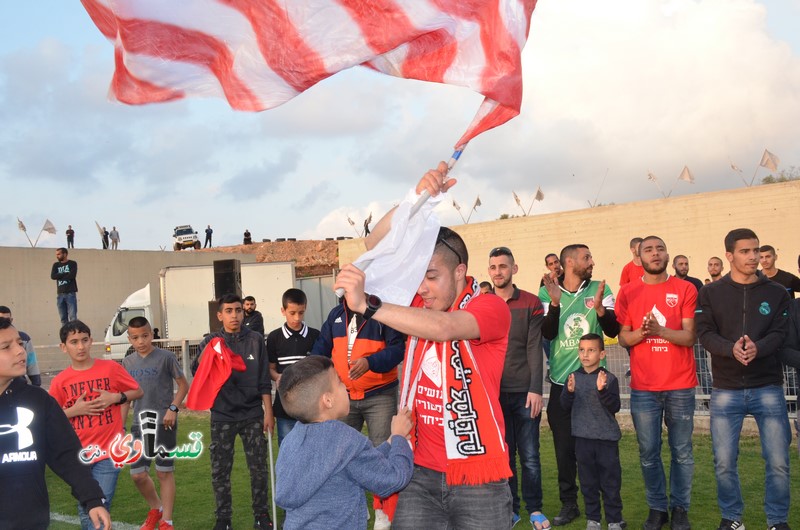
[45,413,800,529]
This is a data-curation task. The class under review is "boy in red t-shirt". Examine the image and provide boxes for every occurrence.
[50,320,143,530]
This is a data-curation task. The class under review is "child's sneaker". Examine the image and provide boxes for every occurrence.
[140,509,161,530]
[511,513,521,527]
[157,522,174,530]
[717,520,744,530]
[767,524,791,530]
[608,524,623,530]
[587,521,602,530]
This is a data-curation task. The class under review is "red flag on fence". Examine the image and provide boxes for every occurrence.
[81,0,537,149]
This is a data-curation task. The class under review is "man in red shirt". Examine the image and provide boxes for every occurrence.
[619,237,645,286]
[616,236,697,530]
[335,162,513,530]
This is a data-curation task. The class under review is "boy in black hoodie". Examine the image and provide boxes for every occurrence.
[696,228,791,530]
[0,317,110,530]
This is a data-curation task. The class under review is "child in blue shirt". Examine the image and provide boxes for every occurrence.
[275,356,413,530]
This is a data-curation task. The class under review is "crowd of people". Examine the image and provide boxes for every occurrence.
[1,164,799,530]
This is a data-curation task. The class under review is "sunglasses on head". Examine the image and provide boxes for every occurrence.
[437,237,464,265]
[489,246,513,258]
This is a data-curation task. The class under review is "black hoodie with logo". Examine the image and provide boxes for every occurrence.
[696,273,790,390]
[0,378,105,529]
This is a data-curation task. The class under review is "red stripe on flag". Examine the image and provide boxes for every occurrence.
[402,29,458,83]
[81,0,118,40]
[337,0,418,54]
[111,46,185,106]
[117,17,263,111]
[221,0,330,93]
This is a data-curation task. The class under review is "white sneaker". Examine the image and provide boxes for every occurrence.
[373,509,391,530]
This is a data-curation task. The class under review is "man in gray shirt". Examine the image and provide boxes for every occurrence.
[122,317,189,530]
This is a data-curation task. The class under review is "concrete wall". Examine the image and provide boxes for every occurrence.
[339,181,800,295]
[0,248,258,369]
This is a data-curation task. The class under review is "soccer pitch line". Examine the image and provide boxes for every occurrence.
[50,512,140,530]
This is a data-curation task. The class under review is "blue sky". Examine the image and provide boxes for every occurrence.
[2,0,799,250]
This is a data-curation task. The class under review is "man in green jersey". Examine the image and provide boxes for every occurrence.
[539,244,620,526]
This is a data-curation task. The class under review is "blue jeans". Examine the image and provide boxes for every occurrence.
[499,391,542,514]
[630,388,694,512]
[276,417,297,446]
[710,385,791,526]
[56,292,78,325]
[393,465,512,530]
[78,458,120,530]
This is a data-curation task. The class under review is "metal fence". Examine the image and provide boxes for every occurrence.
[38,339,798,419]
[540,341,798,417]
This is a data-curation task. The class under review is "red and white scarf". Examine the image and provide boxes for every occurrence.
[400,276,510,485]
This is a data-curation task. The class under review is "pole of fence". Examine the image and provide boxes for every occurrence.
[182,339,191,383]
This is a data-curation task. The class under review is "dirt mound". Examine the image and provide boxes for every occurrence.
[202,239,340,277]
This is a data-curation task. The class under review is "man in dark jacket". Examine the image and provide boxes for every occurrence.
[0,317,110,530]
[696,228,791,530]
[191,294,274,530]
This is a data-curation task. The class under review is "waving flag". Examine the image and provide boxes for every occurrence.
[81,0,537,149]
[759,149,780,171]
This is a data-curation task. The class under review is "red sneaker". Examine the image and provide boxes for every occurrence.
[140,509,161,530]
[158,521,174,530]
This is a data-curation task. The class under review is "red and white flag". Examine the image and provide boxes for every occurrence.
[81,0,537,149]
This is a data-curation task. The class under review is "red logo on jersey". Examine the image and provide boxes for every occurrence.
[666,293,678,307]
[584,297,595,309]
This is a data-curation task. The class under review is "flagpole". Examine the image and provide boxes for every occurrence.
[409,148,464,217]
[33,229,44,248]
[21,230,34,248]
[335,147,466,298]
[749,167,759,187]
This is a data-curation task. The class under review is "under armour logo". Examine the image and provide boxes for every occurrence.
[0,407,34,449]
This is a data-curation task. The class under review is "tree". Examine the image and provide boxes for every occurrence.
[760,166,800,184]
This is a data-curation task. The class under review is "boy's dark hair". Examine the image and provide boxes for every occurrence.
[217,293,243,309]
[759,245,775,255]
[560,244,589,265]
[479,281,494,293]
[0,317,13,330]
[579,333,604,351]
[59,320,92,343]
[57,247,68,255]
[243,295,256,303]
[724,228,758,253]
[629,237,643,249]
[0,306,11,315]
[282,288,307,308]
[127,316,151,330]
[279,356,335,423]
[435,226,469,268]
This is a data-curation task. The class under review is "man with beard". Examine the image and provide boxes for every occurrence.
[616,236,697,530]
[243,296,265,334]
[539,244,620,526]
[489,246,549,529]
[672,255,704,292]
[707,257,724,282]
[672,255,710,403]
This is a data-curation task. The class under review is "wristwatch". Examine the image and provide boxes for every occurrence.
[363,293,382,320]
[168,404,179,413]
[118,392,128,405]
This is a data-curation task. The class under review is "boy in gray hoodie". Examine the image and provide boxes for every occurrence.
[275,356,413,530]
